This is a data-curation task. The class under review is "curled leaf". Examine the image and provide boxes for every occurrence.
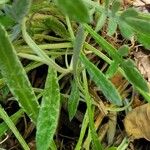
[124,103,150,141]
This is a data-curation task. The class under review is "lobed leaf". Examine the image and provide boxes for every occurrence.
[0,25,39,123]
[80,53,122,106]
[36,67,60,150]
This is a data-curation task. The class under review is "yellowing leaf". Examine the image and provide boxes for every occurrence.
[124,103,150,141]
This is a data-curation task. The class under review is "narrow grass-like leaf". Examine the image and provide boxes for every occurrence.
[11,0,32,22]
[84,24,121,61]
[73,25,85,75]
[0,25,39,123]
[36,67,60,150]
[68,80,80,121]
[75,111,88,150]
[0,109,23,137]
[56,0,90,23]
[0,106,30,150]
[121,59,149,92]
[80,53,122,106]
[83,24,149,96]
[82,70,103,150]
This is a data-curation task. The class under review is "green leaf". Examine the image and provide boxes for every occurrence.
[0,109,23,137]
[0,25,39,123]
[118,21,134,39]
[111,0,121,15]
[44,16,69,39]
[106,61,119,78]
[136,32,150,49]
[36,67,60,150]
[82,70,103,150]
[0,106,30,150]
[56,0,90,23]
[11,0,31,22]
[73,25,85,75]
[95,13,107,32]
[107,17,117,36]
[80,53,122,106]
[120,8,138,18]
[125,17,150,36]
[0,15,15,28]
[121,59,149,92]
[118,45,129,57]
[0,0,9,4]
[84,24,121,61]
[68,80,80,121]
[104,0,110,10]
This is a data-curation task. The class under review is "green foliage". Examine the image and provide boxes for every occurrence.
[0,106,30,150]
[80,53,122,106]
[44,16,69,39]
[0,109,23,137]
[0,25,39,123]
[0,15,15,28]
[82,70,103,150]
[36,67,60,150]
[0,0,150,149]
[68,80,80,121]
[84,24,149,102]
[121,59,149,92]
[73,25,85,75]
[11,0,31,22]
[56,0,90,23]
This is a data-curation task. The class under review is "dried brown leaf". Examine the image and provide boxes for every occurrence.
[134,51,150,83]
[124,103,150,141]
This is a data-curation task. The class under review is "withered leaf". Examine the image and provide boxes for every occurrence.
[124,103,150,141]
[134,51,150,83]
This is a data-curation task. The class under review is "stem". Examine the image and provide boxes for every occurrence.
[21,18,72,74]
[75,111,89,150]
[0,106,30,150]
[66,16,75,41]
[82,70,103,150]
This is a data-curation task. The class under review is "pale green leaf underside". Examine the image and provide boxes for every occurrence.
[36,67,60,150]
[0,25,39,123]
